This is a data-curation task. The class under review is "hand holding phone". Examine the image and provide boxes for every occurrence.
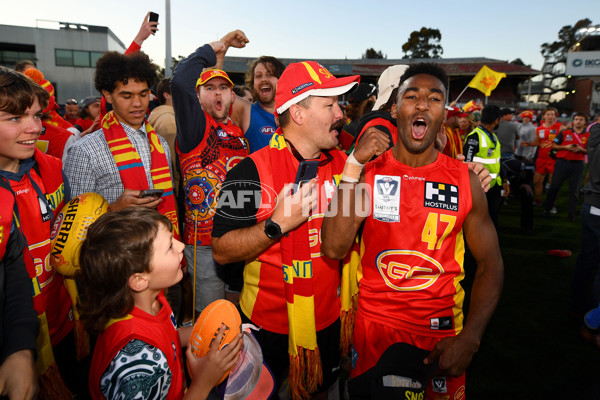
[293,160,319,194]
[138,188,164,200]
[149,12,159,33]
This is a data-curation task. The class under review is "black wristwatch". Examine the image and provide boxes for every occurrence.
[264,217,284,240]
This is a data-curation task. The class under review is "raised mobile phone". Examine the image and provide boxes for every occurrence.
[293,160,319,194]
[149,12,159,33]
[138,188,164,199]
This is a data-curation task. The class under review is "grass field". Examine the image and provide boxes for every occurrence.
[463,188,600,398]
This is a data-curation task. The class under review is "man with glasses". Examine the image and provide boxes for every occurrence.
[63,99,80,126]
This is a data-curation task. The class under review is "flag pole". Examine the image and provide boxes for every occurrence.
[454,84,470,104]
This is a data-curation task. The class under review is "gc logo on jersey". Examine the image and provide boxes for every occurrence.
[424,181,458,212]
[375,249,443,291]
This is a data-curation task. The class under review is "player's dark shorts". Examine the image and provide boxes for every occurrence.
[241,312,340,396]
[350,311,465,400]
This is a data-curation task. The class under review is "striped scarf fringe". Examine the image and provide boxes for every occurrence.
[288,347,323,400]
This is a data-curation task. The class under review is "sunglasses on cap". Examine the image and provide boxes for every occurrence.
[65,99,79,105]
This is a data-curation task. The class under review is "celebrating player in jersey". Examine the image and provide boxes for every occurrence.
[322,63,504,399]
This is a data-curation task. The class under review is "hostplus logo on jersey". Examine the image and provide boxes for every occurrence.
[424,181,458,212]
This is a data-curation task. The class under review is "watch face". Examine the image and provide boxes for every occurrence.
[265,219,282,239]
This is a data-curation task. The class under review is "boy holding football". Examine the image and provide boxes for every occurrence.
[78,207,241,399]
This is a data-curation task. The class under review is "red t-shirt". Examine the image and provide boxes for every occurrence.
[358,150,472,337]
[238,147,346,334]
[536,122,561,160]
[554,129,589,161]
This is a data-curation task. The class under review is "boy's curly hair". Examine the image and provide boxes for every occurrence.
[94,51,158,94]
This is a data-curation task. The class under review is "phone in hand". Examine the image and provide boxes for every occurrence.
[149,12,159,33]
[293,160,319,194]
[138,188,164,200]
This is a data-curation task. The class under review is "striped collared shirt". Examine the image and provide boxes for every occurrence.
[63,121,172,204]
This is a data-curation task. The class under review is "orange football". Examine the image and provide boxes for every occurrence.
[189,299,242,384]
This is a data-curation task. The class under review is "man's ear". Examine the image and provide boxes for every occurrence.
[289,104,304,125]
[102,90,113,105]
[390,103,398,119]
[128,273,149,292]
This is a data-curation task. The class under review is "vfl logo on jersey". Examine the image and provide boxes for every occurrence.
[373,175,401,222]
[376,249,443,291]
[260,126,275,136]
[432,377,447,393]
[424,181,458,212]
[377,177,399,197]
[217,129,230,140]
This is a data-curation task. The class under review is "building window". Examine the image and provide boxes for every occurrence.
[55,49,105,67]
[55,49,73,66]
[90,52,104,67]
[0,43,36,68]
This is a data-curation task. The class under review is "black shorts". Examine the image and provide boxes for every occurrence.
[241,311,340,397]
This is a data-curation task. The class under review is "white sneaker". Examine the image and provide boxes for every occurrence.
[550,206,558,215]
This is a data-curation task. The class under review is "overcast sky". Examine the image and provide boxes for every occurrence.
[2,0,599,72]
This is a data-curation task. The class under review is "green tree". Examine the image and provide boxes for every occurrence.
[541,18,592,58]
[510,58,531,68]
[538,18,593,102]
[402,27,443,59]
[156,55,185,80]
[362,48,385,59]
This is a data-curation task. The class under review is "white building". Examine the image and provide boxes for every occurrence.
[0,22,126,104]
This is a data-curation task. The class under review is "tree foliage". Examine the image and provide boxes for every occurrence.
[510,58,531,68]
[541,18,592,58]
[402,27,443,59]
[537,18,594,101]
[362,48,385,59]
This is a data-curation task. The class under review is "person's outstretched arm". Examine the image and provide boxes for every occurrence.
[424,171,504,377]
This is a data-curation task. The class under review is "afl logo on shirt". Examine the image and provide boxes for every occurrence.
[260,126,275,136]
[375,249,443,291]
[217,129,230,140]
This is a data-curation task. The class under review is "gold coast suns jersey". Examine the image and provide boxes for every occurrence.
[359,150,472,337]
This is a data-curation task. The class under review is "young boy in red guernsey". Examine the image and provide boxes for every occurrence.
[0,66,83,398]
[322,63,504,399]
[79,207,242,399]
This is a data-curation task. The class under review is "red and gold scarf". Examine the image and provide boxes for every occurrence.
[269,132,322,399]
[102,111,180,238]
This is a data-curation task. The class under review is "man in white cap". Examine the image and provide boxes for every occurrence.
[212,61,380,399]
